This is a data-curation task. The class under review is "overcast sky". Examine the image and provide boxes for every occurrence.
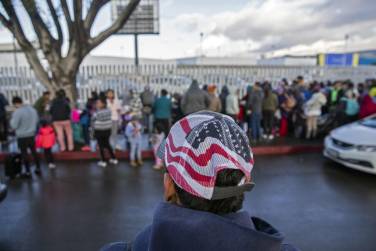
[1,0,376,59]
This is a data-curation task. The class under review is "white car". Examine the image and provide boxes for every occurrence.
[324,114,376,174]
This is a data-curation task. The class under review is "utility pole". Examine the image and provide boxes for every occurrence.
[200,32,204,57]
[343,34,350,66]
[134,33,139,67]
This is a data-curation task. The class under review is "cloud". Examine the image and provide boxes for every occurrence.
[92,0,376,59]
[169,0,376,57]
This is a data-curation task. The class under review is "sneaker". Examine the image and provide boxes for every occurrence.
[130,160,138,167]
[268,135,274,140]
[109,159,118,165]
[97,161,107,168]
[153,164,162,170]
[81,145,91,152]
[138,160,144,166]
[34,169,42,176]
[262,134,268,139]
[48,163,56,169]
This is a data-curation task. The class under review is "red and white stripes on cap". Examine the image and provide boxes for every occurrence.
[158,111,254,200]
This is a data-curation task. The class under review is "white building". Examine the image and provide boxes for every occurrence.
[257,55,317,66]
[176,56,257,66]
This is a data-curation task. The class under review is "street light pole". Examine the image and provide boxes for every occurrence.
[200,32,204,57]
[12,35,18,69]
[343,34,350,66]
[134,33,139,67]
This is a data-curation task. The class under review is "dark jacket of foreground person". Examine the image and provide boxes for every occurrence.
[101,202,297,251]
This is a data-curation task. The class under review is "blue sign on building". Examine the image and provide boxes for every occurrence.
[325,53,354,66]
[359,50,376,65]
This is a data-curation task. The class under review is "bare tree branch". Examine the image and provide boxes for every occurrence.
[0,12,11,30]
[1,0,141,102]
[73,0,83,22]
[89,0,140,49]
[84,0,110,30]
[20,0,61,63]
[60,0,73,35]
[1,1,55,91]
[1,1,33,48]
[46,0,63,47]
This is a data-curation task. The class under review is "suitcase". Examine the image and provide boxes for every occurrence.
[4,153,22,179]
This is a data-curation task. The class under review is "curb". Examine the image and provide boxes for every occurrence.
[0,144,323,162]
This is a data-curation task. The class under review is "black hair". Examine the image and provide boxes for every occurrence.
[40,119,50,127]
[12,96,23,105]
[174,169,245,215]
[263,83,272,97]
[43,91,50,96]
[161,89,168,96]
[56,89,65,99]
[91,91,99,99]
[98,96,107,108]
[98,91,107,100]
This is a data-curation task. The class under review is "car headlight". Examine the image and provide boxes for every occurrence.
[356,145,376,152]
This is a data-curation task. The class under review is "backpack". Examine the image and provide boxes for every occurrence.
[4,153,22,179]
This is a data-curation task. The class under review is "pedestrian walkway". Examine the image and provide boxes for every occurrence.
[0,134,323,162]
[1,153,376,251]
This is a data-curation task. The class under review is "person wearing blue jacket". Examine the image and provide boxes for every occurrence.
[152,89,172,136]
[101,111,299,251]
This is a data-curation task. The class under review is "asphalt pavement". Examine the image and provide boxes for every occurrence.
[1,153,376,251]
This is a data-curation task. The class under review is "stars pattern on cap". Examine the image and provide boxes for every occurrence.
[188,115,252,162]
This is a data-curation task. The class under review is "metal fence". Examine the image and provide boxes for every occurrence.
[1,64,376,104]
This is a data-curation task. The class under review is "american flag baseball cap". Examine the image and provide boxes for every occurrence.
[157,111,255,200]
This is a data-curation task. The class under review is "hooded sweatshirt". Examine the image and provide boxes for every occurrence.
[181,82,210,115]
[10,105,39,138]
[101,202,298,251]
[225,87,239,116]
[248,88,264,114]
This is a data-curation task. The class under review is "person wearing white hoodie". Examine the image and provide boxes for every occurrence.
[304,84,327,139]
[225,87,240,121]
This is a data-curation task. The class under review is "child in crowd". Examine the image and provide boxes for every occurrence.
[71,105,84,145]
[80,109,91,151]
[71,106,81,124]
[92,98,118,168]
[125,115,143,167]
[36,120,56,169]
[150,123,165,170]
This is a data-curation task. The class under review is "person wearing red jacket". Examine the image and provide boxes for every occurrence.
[359,87,376,119]
[36,120,56,169]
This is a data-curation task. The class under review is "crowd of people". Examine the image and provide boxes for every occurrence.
[0,76,376,178]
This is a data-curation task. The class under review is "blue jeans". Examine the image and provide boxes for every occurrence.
[250,112,261,140]
[129,137,142,161]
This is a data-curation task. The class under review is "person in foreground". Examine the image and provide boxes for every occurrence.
[101,111,298,251]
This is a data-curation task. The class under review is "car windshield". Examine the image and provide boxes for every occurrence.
[360,117,376,128]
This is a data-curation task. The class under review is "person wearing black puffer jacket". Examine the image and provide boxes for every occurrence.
[50,90,73,151]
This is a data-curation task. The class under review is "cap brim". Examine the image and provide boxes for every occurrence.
[211,182,255,200]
